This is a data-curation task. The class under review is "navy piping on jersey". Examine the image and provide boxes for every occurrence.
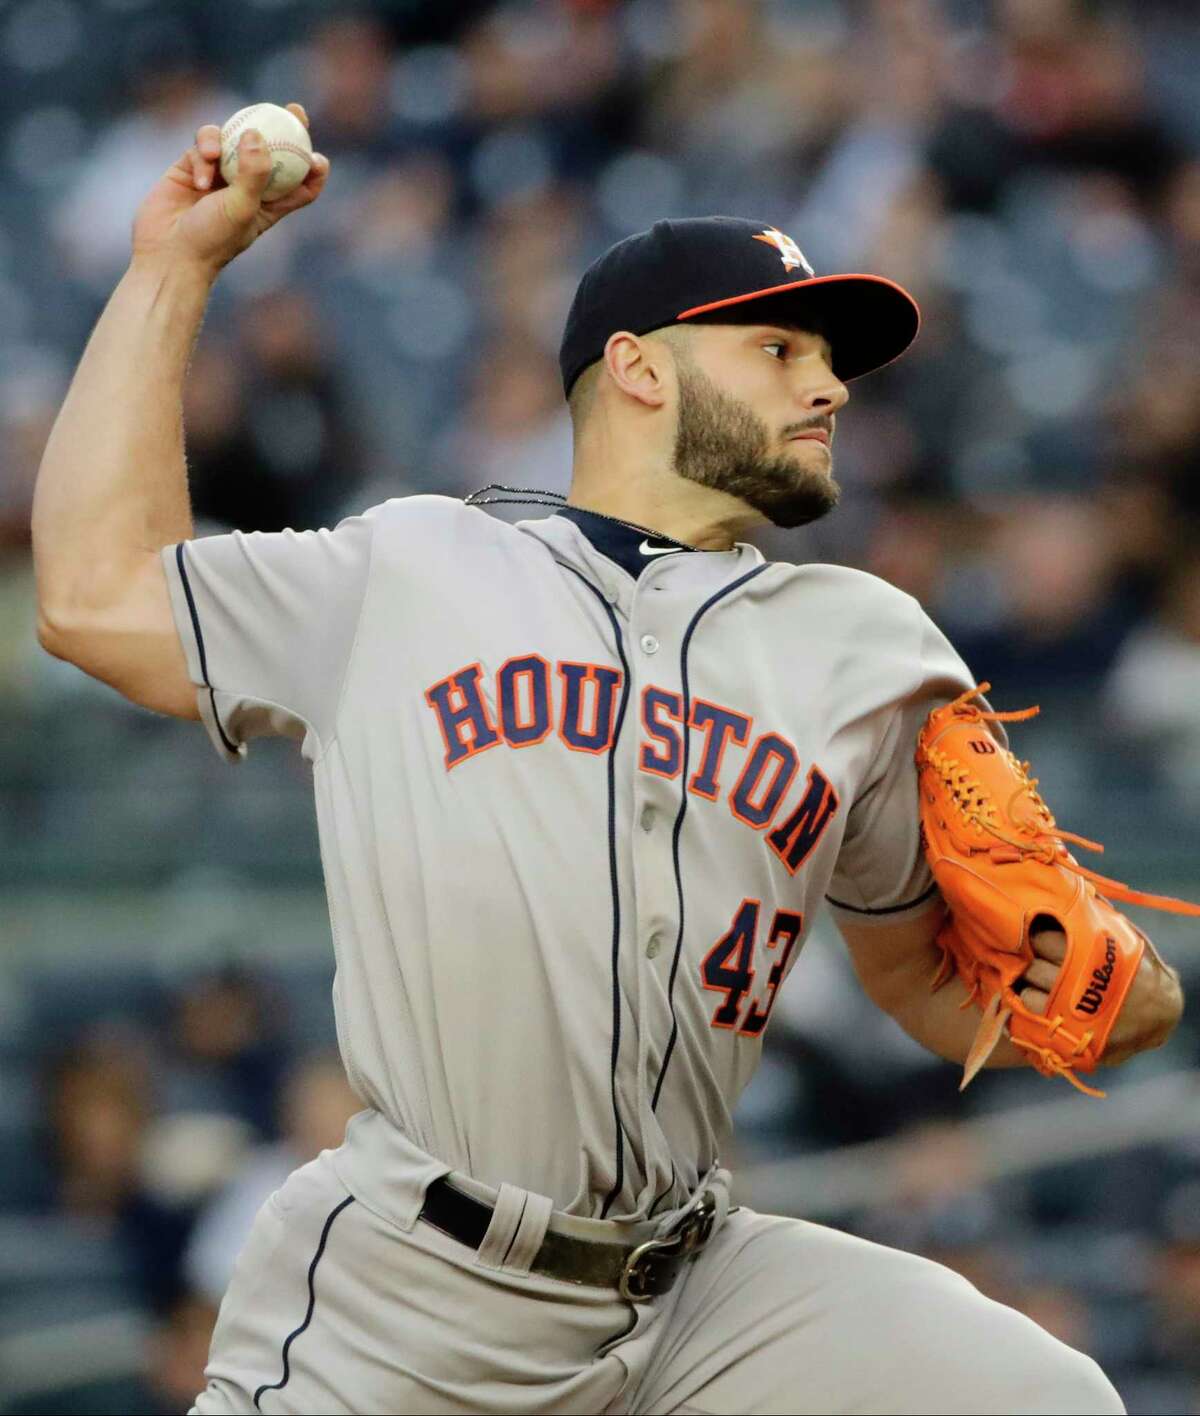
[174,543,241,758]
[826,880,939,915]
[555,561,635,1220]
[252,1193,355,1411]
[651,564,771,1112]
[649,1161,677,1218]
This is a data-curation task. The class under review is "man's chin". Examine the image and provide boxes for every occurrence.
[755,470,840,529]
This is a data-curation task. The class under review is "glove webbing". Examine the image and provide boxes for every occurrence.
[936,685,1200,919]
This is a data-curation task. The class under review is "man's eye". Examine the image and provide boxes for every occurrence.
[763,342,788,359]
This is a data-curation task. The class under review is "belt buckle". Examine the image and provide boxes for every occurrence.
[618,1189,717,1303]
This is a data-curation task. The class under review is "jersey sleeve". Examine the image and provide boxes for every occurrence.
[160,507,380,763]
[825,605,980,926]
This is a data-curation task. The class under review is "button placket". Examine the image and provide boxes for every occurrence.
[624,565,687,1168]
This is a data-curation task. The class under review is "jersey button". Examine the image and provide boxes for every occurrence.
[646,933,663,959]
[640,634,659,654]
[640,805,655,832]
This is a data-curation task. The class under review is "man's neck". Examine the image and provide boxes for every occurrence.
[565,478,758,552]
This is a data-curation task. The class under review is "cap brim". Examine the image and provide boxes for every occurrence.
[677,273,920,381]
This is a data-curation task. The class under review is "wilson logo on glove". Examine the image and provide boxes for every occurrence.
[915,684,1200,1097]
[1075,940,1118,1017]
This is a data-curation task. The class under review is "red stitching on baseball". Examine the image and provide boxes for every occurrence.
[266,142,312,163]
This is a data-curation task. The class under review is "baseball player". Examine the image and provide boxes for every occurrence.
[32,107,1181,1415]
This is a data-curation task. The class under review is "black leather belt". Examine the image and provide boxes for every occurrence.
[419,1176,718,1302]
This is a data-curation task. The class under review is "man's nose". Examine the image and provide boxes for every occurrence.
[797,369,849,414]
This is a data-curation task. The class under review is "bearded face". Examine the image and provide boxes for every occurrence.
[671,350,840,530]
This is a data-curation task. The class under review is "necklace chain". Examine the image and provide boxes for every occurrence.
[463,483,711,551]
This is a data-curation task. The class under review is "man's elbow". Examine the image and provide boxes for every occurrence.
[33,601,199,722]
[36,601,83,662]
[36,601,108,671]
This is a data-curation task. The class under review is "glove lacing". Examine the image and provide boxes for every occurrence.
[929,685,1200,919]
[1009,1019,1103,1097]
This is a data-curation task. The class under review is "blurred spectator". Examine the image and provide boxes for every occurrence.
[159,965,289,1138]
[306,12,399,163]
[144,1293,223,1416]
[438,338,571,496]
[336,152,458,280]
[183,1052,360,1306]
[1146,1179,1200,1380]
[940,497,1140,700]
[44,1030,193,1309]
[928,3,1180,214]
[1162,158,1200,284]
[479,4,615,117]
[641,0,843,186]
[0,358,65,551]
[0,357,67,712]
[1017,1281,1097,1353]
[50,19,242,294]
[474,185,584,353]
[185,291,363,533]
[1106,554,1200,798]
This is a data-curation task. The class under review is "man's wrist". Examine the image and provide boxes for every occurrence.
[128,249,220,293]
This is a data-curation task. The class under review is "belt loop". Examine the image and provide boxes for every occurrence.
[501,1191,553,1274]
[705,1164,732,1231]
[473,1183,547,1271]
[653,1163,732,1242]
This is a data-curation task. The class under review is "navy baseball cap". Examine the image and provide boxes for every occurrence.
[559,216,921,396]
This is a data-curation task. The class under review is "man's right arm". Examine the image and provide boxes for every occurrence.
[33,259,210,718]
[32,107,328,720]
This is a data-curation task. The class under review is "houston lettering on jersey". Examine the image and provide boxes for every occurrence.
[424,658,839,875]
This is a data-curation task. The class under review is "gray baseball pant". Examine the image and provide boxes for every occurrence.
[191,1149,1123,1415]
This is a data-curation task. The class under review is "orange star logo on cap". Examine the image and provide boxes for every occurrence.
[752,227,814,277]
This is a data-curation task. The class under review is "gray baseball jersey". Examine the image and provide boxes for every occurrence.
[161,495,974,1221]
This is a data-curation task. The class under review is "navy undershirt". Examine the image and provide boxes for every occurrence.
[555,505,697,580]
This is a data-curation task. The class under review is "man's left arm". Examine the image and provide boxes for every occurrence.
[838,904,1184,1073]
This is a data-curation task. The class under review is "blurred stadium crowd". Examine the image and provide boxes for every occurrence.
[3,0,1200,1411]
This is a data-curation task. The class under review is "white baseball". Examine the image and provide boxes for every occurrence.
[219,103,313,202]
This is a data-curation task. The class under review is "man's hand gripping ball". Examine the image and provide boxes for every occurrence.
[916,686,1190,1095]
[131,101,329,278]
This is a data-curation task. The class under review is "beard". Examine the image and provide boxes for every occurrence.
[672,359,840,529]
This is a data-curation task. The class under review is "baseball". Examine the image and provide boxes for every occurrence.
[219,102,313,201]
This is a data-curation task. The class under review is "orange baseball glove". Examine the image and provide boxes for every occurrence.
[915,684,1199,1096]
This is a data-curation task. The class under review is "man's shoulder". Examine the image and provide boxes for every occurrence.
[361,495,538,553]
[360,493,475,531]
[764,557,922,621]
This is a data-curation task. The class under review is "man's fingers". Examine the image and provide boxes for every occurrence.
[1019,921,1064,1014]
[187,145,213,190]
[1019,986,1049,1015]
[1022,958,1059,992]
[1030,927,1067,965]
[286,101,309,129]
[196,124,222,159]
[1019,930,1064,1011]
[263,153,330,215]
[181,124,224,191]
[221,129,272,222]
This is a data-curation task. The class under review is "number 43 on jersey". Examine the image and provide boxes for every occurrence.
[700,899,803,1036]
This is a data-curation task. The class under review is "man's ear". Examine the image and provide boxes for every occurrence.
[602,330,670,410]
